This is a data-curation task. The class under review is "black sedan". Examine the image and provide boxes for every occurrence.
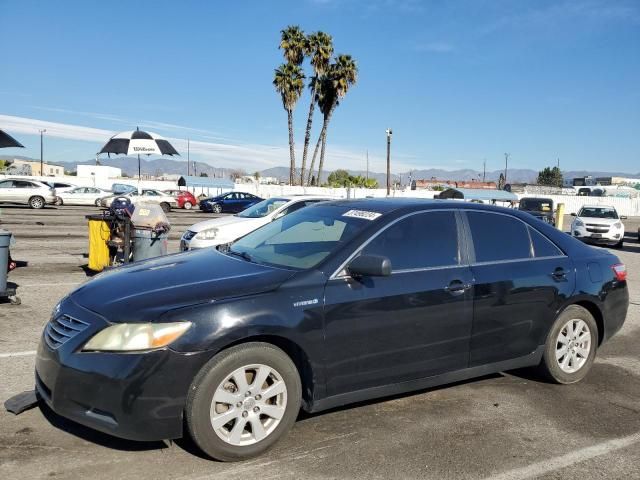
[199,192,263,213]
[35,199,629,461]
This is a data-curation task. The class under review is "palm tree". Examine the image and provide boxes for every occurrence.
[273,63,305,185]
[279,25,306,66]
[307,55,358,185]
[300,32,333,185]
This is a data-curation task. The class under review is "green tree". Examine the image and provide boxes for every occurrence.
[300,31,333,185]
[274,63,305,186]
[253,171,261,181]
[327,169,351,187]
[537,166,563,187]
[498,173,505,189]
[279,25,306,66]
[199,172,208,177]
[309,55,358,185]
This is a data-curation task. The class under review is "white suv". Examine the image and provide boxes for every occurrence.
[0,178,57,209]
[571,205,626,248]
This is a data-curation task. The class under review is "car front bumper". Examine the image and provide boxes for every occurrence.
[572,226,623,245]
[34,300,213,442]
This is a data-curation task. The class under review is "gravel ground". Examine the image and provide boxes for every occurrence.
[0,205,639,480]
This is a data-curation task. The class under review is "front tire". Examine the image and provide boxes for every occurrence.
[536,305,598,384]
[29,196,45,209]
[186,342,301,462]
[212,203,222,214]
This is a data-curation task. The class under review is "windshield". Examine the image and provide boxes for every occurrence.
[237,197,288,218]
[229,204,379,269]
[578,207,618,219]
[519,199,553,212]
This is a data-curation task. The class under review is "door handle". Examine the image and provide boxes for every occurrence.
[551,267,567,281]
[445,280,472,295]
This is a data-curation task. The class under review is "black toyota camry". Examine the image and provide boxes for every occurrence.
[35,199,629,461]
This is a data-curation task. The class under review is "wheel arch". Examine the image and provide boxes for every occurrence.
[561,300,605,346]
[222,334,316,411]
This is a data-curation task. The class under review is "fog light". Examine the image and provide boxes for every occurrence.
[574,231,581,236]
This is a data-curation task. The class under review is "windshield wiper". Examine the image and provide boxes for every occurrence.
[227,249,254,263]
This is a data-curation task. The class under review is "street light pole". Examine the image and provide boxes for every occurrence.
[187,138,190,176]
[39,129,46,176]
[386,129,393,196]
[504,152,510,187]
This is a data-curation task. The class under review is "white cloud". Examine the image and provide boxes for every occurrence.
[0,114,423,172]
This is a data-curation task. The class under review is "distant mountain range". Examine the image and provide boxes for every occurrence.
[2,155,639,185]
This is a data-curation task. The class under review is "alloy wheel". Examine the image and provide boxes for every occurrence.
[556,319,591,373]
[210,364,287,446]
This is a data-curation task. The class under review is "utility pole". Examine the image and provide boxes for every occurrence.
[386,129,392,196]
[483,159,486,183]
[504,153,510,186]
[39,129,46,176]
[187,138,190,176]
[366,149,369,181]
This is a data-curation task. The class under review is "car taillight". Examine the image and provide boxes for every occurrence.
[612,264,627,281]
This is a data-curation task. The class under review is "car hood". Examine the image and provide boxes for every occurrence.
[189,215,264,233]
[575,217,621,225]
[70,248,295,323]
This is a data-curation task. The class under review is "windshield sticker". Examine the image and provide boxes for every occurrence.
[343,209,382,221]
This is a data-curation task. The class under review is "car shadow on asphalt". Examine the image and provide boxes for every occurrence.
[38,402,170,452]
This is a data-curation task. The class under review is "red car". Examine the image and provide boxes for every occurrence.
[163,190,199,210]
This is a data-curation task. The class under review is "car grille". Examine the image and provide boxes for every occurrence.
[45,314,90,350]
[585,223,610,233]
[183,230,197,240]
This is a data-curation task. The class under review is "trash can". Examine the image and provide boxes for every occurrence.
[0,229,11,293]
[132,228,168,261]
[1,229,20,305]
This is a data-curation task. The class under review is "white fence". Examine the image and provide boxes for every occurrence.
[2,173,639,216]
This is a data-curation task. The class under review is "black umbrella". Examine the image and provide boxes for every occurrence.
[0,130,25,149]
[98,127,179,179]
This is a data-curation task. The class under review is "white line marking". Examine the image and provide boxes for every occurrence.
[20,282,82,287]
[0,350,37,358]
[484,432,640,480]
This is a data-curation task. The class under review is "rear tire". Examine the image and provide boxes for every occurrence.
[183,201,193,210]
[186,342,301,462]
[28,196,45,209]
[160,202,171,213]
[536,305,598,384]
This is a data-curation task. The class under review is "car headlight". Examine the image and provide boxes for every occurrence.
[196,228,218,240]
[613,222,622,229]
[82,322,191,352]
[574,220,584,227]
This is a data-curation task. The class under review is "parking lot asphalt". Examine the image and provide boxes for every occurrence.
[0,205,639,480]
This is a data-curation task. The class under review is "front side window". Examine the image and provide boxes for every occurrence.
[230,205,377,269]
[467,211,531,263]
[361,211,459,271]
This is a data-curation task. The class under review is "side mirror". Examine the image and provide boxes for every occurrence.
[347,255,392,277]
[620,216,627,220]
[570,212,576,216]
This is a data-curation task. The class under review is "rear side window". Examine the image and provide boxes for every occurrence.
[362,211,459,271]
[467,212,531,263]
[528,227,563,258]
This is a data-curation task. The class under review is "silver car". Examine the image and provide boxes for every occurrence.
[0,178,57,209]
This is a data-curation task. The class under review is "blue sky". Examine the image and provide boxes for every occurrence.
[1,0,639,174]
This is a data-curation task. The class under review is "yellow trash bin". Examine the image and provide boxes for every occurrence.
[87,219,111,272]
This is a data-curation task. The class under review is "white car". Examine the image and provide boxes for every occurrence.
[99,189,178,212]
[57,186,111,206]
[571,205,626,248]
[0,178,57,209]
[180,195,330,251]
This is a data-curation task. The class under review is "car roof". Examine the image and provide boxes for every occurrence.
[580,205,616,209]
[314,197,518,214]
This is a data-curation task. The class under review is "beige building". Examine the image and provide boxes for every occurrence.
[8,159,64,176]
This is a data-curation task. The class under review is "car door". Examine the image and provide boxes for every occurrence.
[13,180,37,203]
[322,210,474,396]
[0,180,16,203]
[463,211,575,366]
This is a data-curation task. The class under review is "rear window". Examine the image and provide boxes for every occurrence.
[467,211,531,263]
[519,198,553,212]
